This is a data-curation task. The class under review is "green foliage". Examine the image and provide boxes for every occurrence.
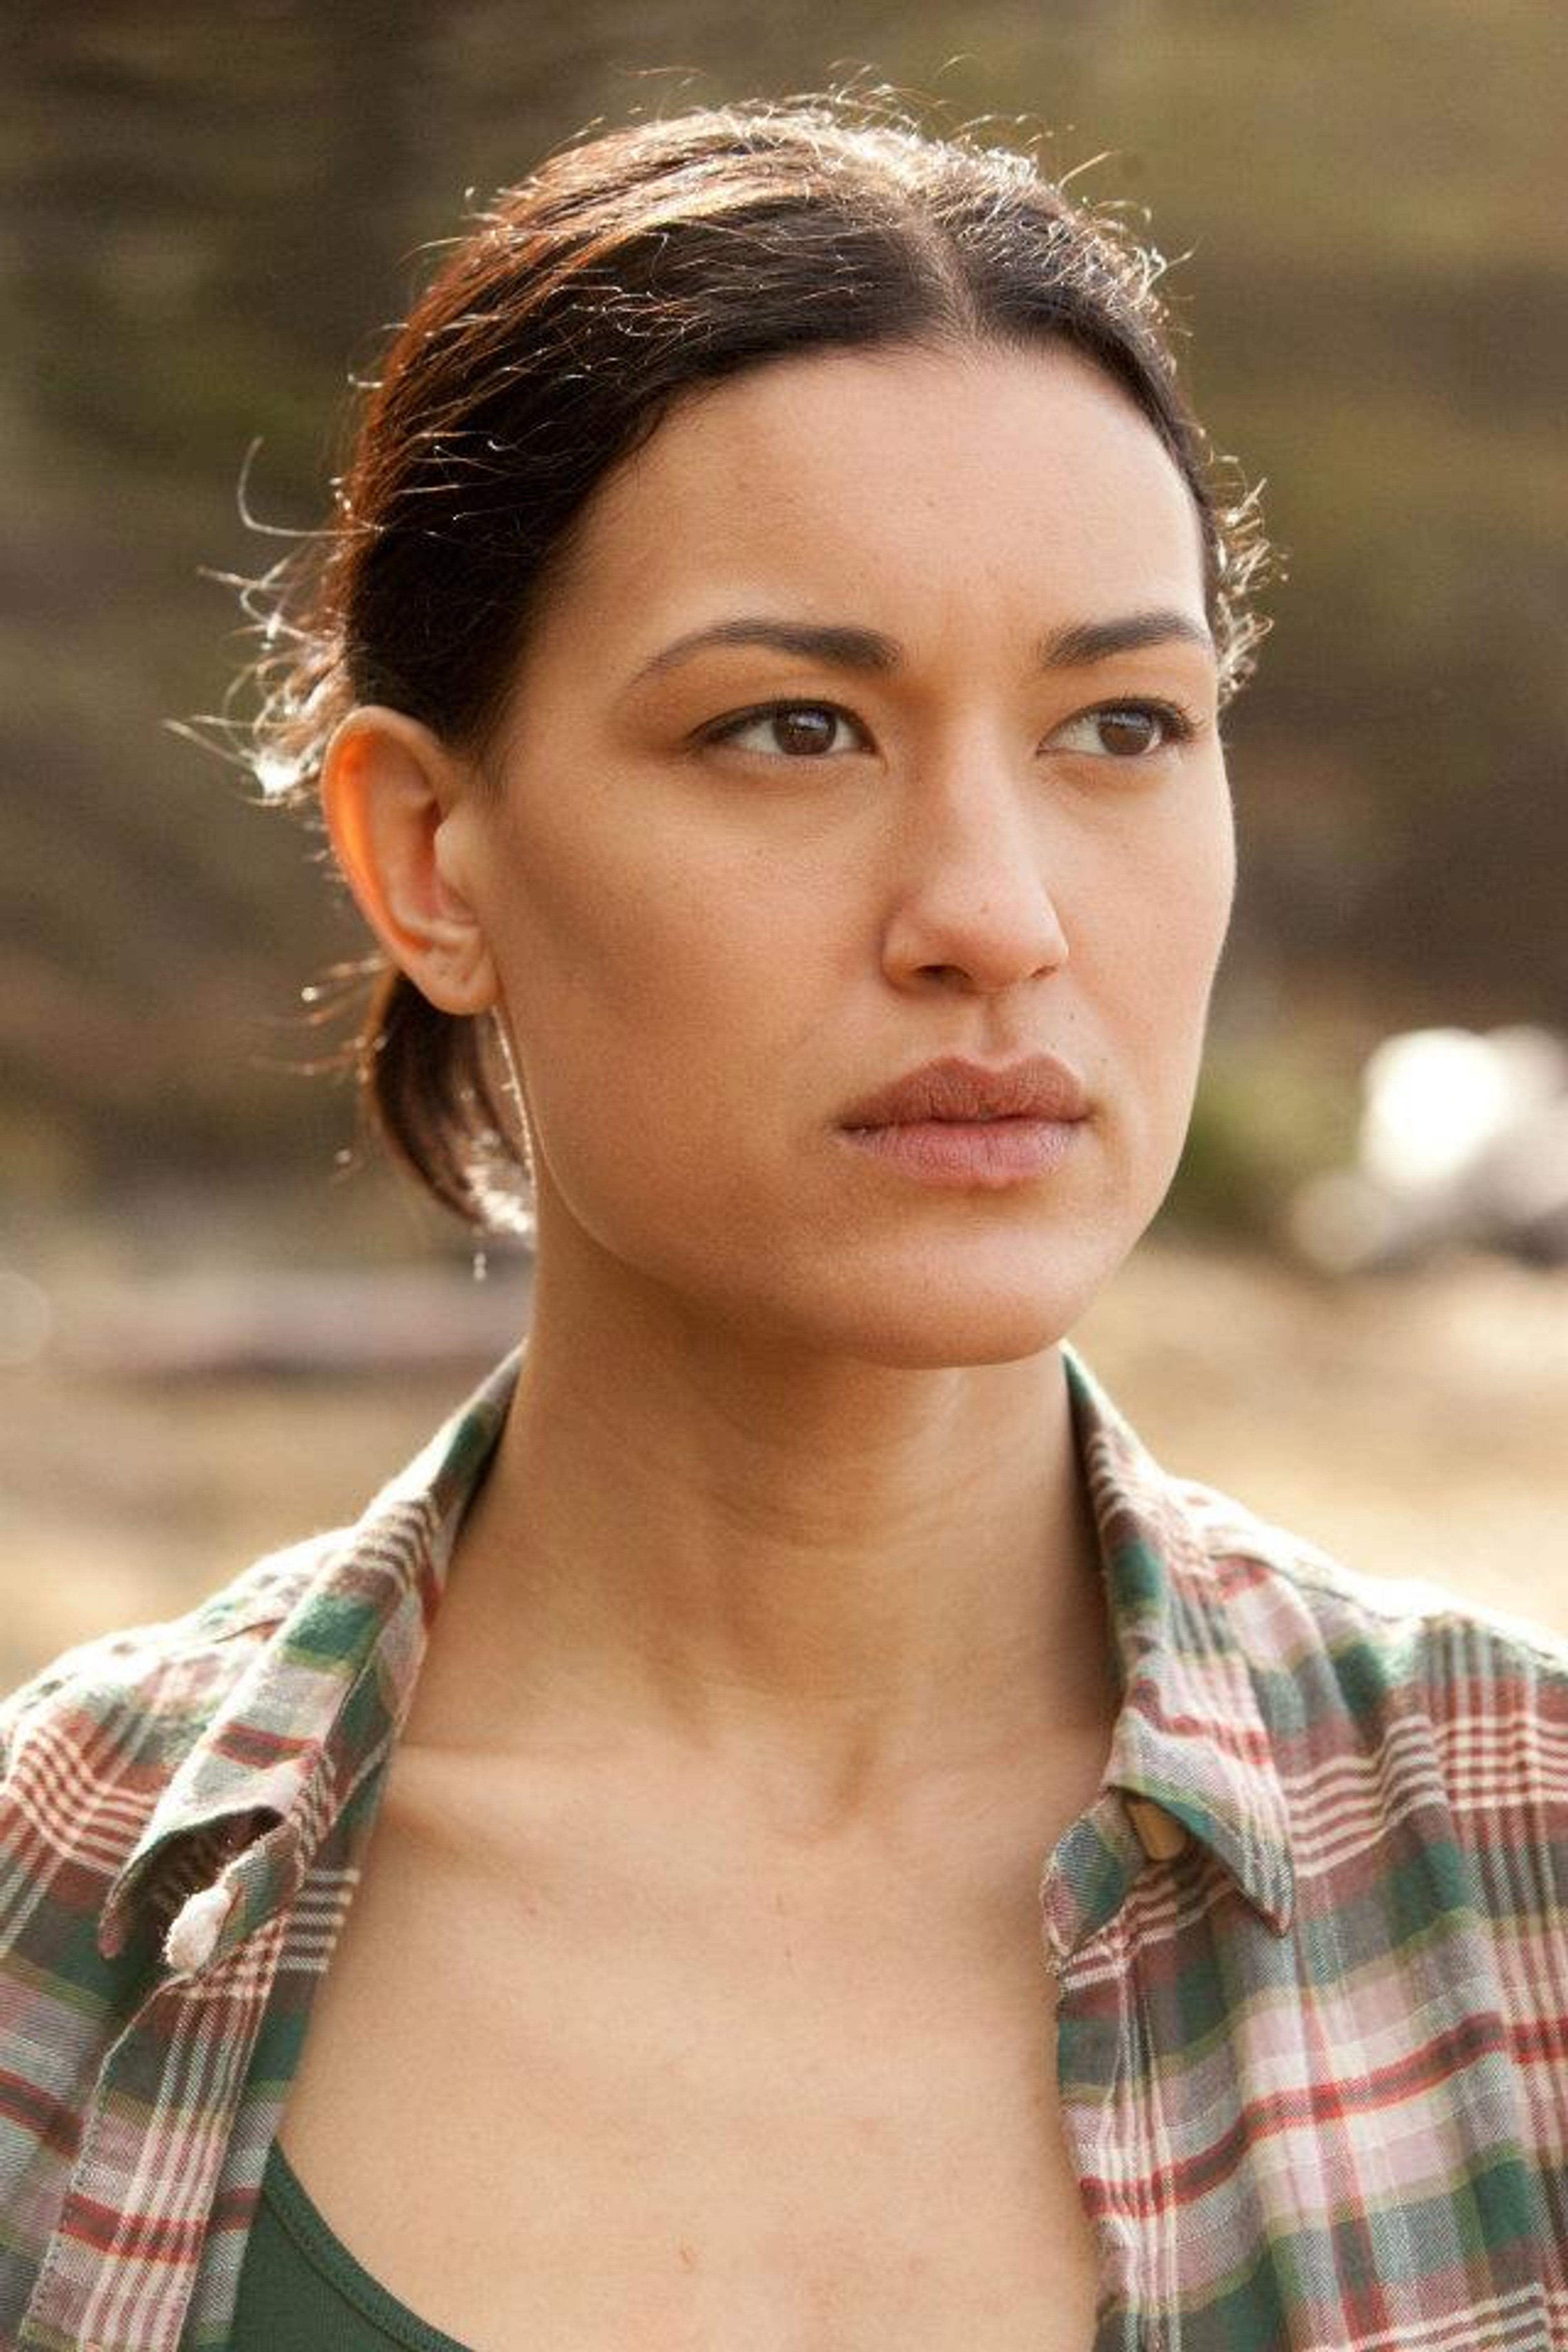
[1163,1041,1363,1243]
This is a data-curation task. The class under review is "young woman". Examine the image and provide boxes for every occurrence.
[2,97,1564,2352]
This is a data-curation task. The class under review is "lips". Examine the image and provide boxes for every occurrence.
[835,1054,1090,1189]
[837,1053,1091,1132]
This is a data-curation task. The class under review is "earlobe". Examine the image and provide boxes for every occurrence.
[321,707,500,1018]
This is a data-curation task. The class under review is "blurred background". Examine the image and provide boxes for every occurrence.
[3,0,1566,1684]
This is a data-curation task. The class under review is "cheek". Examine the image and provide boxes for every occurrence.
[1140,835,1234,1012]
[1086,781,1232,955]
[1081,796,1234,1085]
[481,802,833,1182]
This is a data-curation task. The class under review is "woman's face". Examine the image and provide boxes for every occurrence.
[440,339,1236,1365]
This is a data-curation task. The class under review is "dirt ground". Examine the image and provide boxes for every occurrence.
[3,1237,1565,1692]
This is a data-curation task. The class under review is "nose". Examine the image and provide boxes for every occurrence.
[879,753,1071,996]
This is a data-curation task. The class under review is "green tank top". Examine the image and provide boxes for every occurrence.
[229,2134,475,2350]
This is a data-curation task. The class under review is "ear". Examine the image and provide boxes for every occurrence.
[320,707,500,1018]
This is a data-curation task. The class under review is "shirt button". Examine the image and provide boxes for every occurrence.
[164,1877,236,1972]
[1126,1796,1190,1861]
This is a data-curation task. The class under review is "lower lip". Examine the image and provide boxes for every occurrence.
[838,1116,1085,1187]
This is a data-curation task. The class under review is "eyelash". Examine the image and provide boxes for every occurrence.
[699,697,1200,760]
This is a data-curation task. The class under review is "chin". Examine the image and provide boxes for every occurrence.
[844,1319,1075,1372]
[739,1241,1125,1371]
[839,1293,1093,1371]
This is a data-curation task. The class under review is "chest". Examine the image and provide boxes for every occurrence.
[274,1749,1104,2352]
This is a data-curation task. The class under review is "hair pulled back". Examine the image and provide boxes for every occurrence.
[249,93,1270,1235]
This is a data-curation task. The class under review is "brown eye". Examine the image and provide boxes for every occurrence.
[1095,708,1162,756]
[1047,700,1195,760]
[771,706,840,756]
[707,702,864,758]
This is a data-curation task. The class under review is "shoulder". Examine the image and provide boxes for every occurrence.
[0,1530,347,1848]
[1,1346,521,1969]
[1175,1472,1568,1860]
[1180,1468,1568,1690]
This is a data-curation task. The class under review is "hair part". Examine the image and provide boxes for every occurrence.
[243,93,1272,1235]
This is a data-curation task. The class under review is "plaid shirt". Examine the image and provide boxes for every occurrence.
[2,1341,1565,2352]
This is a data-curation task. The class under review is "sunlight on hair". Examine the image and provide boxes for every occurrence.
[255,747,301,800]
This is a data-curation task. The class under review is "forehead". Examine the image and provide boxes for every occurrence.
[537,339,1209,651]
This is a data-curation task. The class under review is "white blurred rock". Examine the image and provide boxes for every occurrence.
[1290,1025,1568,1274]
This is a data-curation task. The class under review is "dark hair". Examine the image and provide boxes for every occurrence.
[249,93,1270,1235]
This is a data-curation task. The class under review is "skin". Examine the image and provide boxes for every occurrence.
[321,336,1236,1833]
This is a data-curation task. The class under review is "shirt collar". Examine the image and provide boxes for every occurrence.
[97,1346,519,1969]
[1063,1345,1296,1936]
[100,1338,1294,1971]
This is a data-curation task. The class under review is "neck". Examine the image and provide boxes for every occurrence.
[424,1238,1120,1818]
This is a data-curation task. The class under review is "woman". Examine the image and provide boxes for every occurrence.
[2,97,1564,2352]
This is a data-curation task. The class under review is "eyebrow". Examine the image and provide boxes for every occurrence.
[633,607,1214,683]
